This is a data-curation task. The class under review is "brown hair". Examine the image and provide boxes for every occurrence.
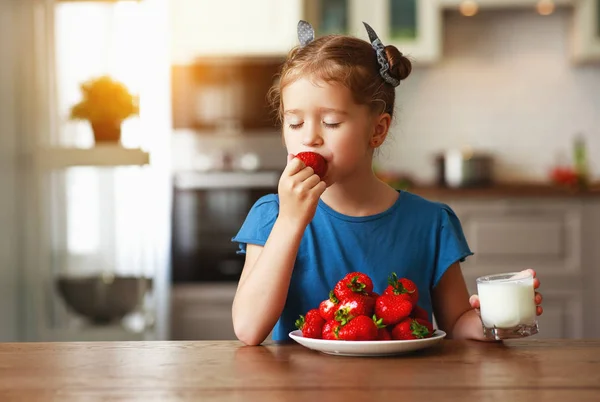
[268,34,412,124]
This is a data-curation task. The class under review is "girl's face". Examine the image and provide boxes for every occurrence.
[281,77,383,186]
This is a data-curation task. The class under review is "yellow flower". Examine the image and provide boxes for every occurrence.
[69,75,139,123]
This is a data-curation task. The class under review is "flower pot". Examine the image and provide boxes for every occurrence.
[91,120,122,143]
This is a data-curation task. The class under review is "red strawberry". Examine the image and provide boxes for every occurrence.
[375,293,413,326]
[410,305,429,322]
[295,309,325,339]
[335,315,378,341]
[391,317,431,340]
[318,291,339,321]
[295,152,327,179]
[333,272,374,300]
[322,319,341,340]
[415,318,434,336]
[335,293,374,325]
[377,326,392,341]
[383,272,419,305]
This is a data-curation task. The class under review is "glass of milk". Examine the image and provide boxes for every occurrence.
[476,271,539,340]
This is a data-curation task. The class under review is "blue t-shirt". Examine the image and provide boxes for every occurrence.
[231,190,473,341]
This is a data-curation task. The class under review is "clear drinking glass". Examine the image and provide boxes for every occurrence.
[476,272,539,340]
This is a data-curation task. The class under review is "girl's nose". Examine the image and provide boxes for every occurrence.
[302,122,323,147]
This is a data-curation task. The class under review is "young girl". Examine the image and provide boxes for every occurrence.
[231,21,543,346]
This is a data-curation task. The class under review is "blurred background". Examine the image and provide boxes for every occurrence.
[0,0,599,343]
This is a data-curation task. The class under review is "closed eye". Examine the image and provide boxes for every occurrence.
[288,122,303,130]
[323,122,341,129]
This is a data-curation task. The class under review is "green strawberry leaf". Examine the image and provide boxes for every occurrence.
[410,319,430,338]
[335,308,351,326]
[329,290,338,304]
[387,272,399,287]
[295,315,305,330]
[372,314,386,328]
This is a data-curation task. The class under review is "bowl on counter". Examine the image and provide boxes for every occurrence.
[56,274,153,324]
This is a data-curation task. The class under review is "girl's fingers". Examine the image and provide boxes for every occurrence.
[536,306,543,316]
[469,294,480,309]
[300,173,322,190]
[533,278,540,289]
[283,156,305,177]
[313,180,327,197]
[535,292,542,305]
[294,166,317,183]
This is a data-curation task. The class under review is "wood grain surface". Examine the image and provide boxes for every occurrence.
[0,339,599,401]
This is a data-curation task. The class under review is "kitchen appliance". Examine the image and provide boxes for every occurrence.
[171,57,284,134]
[170,170,280,283]
[435,149,494,188]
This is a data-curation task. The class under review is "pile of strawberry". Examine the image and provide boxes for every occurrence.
[295,272,435,341]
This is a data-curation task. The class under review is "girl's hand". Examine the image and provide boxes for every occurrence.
[277,153,327,229]
[469,269,543,316]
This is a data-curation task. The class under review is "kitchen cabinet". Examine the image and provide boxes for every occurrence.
[572,0,600,63]
[305,0,441,64]
[420,194,600,339]
[171,283,273,341]
[169,0,303,62]
[171,283,238,340]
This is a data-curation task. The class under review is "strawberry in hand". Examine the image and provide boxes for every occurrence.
[295,309,325,339]
[318,291,340,321]
[383,272,419,305]
[334,272,374,300]
[294,152,327,180]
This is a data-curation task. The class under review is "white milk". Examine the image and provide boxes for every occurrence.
[477,275,536,329]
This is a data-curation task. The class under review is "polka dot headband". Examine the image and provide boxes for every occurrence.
[296,20,401,87]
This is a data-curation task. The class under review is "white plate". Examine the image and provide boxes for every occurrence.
[288,329,447,357]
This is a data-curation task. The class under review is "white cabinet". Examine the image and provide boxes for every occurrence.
[171,283,239,340]
[572,0,600,63]
[170,0,303,62]
[305,0,441,64]
[421,194,600,339]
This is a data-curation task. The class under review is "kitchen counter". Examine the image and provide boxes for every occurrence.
[1,339,599,401]
[407,182,600,199]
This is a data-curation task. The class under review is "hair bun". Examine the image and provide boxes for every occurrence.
[384,45,412,81]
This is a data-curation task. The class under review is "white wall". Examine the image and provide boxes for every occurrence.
[172,8,600,184]
[379,8,600,183]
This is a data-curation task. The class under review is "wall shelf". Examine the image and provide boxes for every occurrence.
[35,145,150,169]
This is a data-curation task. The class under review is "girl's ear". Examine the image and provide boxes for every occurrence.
[370,113,391,148]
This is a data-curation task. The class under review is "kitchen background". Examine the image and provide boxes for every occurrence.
[1,0,599,343]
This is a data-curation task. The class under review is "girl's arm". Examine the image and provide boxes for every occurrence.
[232,218,306,346]
[431,262,490,341]
[232,156,326,346]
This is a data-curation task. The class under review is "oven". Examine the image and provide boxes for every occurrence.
[170,170,279,283]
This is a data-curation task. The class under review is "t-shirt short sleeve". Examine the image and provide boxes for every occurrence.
[231,194,279,254]
[433,204,474,287]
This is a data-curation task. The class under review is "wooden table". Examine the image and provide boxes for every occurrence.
[1,339,599,401]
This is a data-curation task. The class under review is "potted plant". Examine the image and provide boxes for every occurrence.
[69,75,139,144]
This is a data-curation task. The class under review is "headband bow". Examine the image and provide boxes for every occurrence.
[362,22,400,87]
[296,20,400,87]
